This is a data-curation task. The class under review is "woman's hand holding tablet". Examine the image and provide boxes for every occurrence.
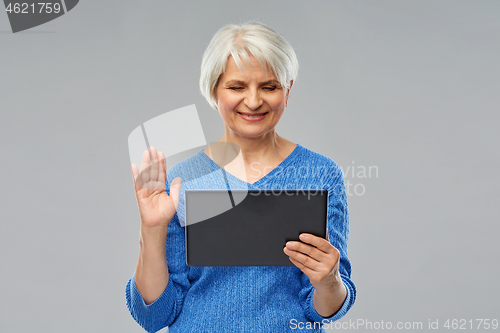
[284,233,347,318]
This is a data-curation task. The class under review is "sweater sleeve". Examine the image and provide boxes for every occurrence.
[125,180,191,332]
[299,166,356,323]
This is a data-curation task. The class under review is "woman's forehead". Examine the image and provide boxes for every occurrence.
[222,55,277,81]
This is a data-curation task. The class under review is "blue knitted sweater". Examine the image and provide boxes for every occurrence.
[126,144,356,332]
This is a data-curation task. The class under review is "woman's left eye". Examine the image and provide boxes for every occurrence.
[263,86,277,91]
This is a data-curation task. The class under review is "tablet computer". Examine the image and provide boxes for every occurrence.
[185,189,328,266]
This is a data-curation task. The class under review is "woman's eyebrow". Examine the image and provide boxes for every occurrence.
[224,80,245,86]
[260,80,280,85]
[223,79,281,86]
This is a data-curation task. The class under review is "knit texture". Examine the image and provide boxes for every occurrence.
[126,144,356,332]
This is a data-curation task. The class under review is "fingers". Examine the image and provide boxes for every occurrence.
[284,243,322,272]
[132,163,139,184]
[158,151,166,184]
[288,257,315,276]
[299,233,333,254]
[284,233,339,272]
[132,163,140,191]
[169,177,182,210]
[139,147,163,186]
[150,147,159,182]
[140,149,151,184]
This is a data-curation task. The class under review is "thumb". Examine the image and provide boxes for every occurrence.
[169,177,183,210]
[131,163,140,192]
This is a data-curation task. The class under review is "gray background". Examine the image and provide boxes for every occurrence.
[1,1,499,332]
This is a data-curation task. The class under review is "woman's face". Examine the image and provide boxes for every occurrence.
[215,55,291,140]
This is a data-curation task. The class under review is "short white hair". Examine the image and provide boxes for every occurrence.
[200,21,299,109]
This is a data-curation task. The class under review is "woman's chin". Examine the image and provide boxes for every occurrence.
[232,127,273,140]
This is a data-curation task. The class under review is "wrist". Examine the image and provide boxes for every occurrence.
[314,271,343,293]
[312,274,347,318]
[140,225,168,245]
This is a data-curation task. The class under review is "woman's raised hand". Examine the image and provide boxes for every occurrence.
[131,147,182,230]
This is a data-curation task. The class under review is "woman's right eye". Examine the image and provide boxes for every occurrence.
[229,87,243,90]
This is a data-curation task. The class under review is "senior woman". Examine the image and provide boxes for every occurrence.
[126,22,356,332]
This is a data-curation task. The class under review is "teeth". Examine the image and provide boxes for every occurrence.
[241,113,265,118]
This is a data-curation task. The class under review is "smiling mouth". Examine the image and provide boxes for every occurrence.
[237,112,268,118]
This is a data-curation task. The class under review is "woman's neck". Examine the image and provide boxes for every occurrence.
[218,129,289,165]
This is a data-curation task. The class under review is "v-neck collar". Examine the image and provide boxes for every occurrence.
[199,144,303,188]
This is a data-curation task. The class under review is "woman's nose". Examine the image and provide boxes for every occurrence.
[244,90,263,110]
